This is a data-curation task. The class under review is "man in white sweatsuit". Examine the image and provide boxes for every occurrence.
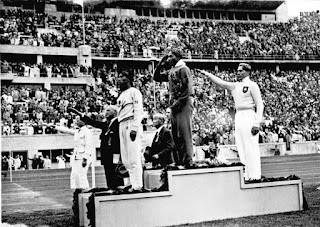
[117,69,144,192]
[55,117,93,189]
[197,63,264,180]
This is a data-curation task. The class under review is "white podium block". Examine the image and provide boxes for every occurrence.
[143,169,162,189]
[79,166,303,227]
[78,193,91,227]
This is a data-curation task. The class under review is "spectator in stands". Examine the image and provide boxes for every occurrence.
[12,87,20,102]
[2,109,12,126]
[15,109,24,124]
[2,122,10,135]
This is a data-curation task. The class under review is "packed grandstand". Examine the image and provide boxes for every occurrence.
[1,0,320,150]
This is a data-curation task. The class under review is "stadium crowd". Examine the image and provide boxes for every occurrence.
[1,9,320,59]
[0,60,92,77]
[1,8,320,149]
[2,62,320,145]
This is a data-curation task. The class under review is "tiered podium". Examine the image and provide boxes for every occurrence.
[78,166,303,227]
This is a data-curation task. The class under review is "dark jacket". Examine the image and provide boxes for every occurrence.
[154,60,193,113]
[145,126,174,167]
[81,116,120,165]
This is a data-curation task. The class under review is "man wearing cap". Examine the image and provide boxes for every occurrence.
[144,113,174,168]
[69,106,124,191]
[117,69,144,192]
[154,48,194,168]
[197,63,264,180]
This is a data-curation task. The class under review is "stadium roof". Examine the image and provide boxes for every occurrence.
[102,0,285,10]
[2,0,285,11]
[192,0,285,10]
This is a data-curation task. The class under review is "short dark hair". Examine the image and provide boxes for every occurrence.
[239,63,251,71]
[170,48,183,59]
[153,113,166,123]
[120,69,134,83]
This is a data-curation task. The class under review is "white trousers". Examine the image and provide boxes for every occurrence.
[70,159,90,189]
[119,120,143,190]
[235,110,261,180]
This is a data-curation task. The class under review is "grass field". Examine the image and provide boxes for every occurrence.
[2,185,320,227]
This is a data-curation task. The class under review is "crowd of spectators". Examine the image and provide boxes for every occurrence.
[2,64,320,146]
[1,60,92,78]
[1,9,320,59]
[1,8,320,147]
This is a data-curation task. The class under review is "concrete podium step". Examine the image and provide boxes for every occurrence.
[78,166,303,227]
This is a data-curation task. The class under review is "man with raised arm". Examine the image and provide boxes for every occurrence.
[197,63,264,180]
[54,116,93,189]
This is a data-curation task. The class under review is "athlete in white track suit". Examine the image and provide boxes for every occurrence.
[197,63,264,180]
[55,118,93,189]
[117,70,144,191]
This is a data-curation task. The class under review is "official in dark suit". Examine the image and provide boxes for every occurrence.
[69,106,123,190]
[144,113,174,168]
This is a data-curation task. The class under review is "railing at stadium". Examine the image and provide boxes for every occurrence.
[91,49,320,61]
[0,71,92,78]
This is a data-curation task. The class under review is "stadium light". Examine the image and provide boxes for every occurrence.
[160,0,172,8]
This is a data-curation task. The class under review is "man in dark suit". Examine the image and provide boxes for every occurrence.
[69,106,124,191]
[144,113,174,168]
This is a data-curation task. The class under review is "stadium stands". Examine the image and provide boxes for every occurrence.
[1,9,320,59]
[1,6,320,153]
[2,61,320,144]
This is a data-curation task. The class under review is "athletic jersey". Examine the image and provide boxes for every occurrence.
[231,77,263,126]
[117,87,143,131]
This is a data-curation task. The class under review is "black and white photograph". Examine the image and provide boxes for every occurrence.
[1,0,320,226]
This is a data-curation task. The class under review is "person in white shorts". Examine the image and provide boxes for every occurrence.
[197,63,264,180]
